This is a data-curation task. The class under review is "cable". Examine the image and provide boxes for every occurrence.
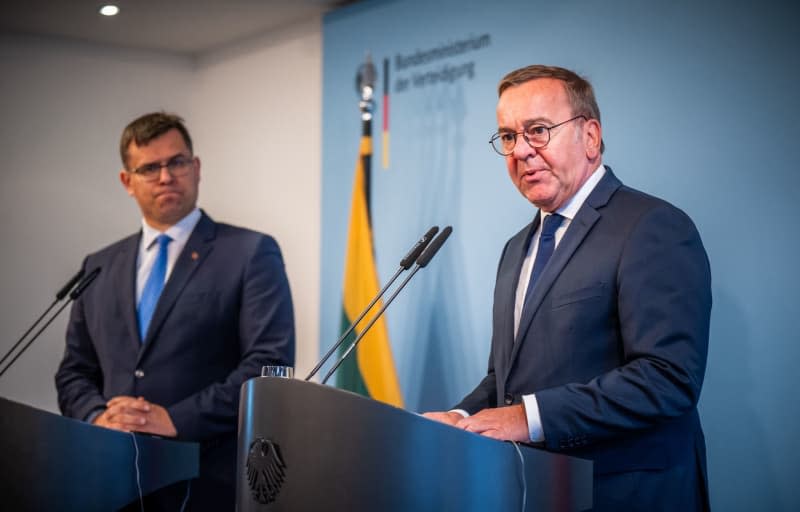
[130,431,191,512]
[129,432,145,512]
[511,441,527,512]
[180,480,191,512]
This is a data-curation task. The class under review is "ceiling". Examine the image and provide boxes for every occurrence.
[0,0,348,56]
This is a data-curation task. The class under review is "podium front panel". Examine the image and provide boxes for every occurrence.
[237,377,591,511]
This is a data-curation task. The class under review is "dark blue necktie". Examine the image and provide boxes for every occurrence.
[138,234,171,341]
[524,213,564,305]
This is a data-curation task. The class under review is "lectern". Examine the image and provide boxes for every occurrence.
[0,396,199,511]
[237,377,592,511]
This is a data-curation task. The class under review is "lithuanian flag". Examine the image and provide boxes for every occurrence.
[337,134,404,407]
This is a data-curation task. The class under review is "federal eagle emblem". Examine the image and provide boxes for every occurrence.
[246,437,287,505]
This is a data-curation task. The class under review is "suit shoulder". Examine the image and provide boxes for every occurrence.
[612,184,694,222]
[84,232,139,262]
[609,184,703,245]
[213,222,281,252]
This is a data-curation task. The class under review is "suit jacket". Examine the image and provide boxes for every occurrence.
[456,169,711,510]
[55,211,295,506]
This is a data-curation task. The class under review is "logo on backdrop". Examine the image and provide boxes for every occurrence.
[392,33,491,92]
[367,33,492,168]
[246,438,287,505]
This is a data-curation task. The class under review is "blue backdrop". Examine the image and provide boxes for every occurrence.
[320,0,800,509]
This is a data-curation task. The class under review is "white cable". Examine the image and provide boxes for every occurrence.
[129,432,145,512]
[180,480,192,512]
[511,441,527,512]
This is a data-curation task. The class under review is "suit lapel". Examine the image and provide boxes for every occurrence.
[114,233,143,350]
[510,167,622,361]
[495,220,538,376]
[137,213,216,360]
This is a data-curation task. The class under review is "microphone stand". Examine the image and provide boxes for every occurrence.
[0,268,100,378]
[305,226,439,381]
[321,226,452,385]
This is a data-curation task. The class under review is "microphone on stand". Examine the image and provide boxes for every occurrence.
[0,268,101,378]
[305,226,439,381]
[321,226,452,385]
[0,268,84,371]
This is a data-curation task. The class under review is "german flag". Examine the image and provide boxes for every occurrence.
[337,130,403,407]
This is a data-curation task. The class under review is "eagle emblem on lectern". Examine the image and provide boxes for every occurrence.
[246,437,287,504]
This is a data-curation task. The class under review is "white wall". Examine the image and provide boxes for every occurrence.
[0,21,321,411]
[190,19,321,379]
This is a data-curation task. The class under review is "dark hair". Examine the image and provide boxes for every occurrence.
[119,112,193,169]
[498,65,604,153]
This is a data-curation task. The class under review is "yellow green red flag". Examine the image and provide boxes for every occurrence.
[337,135,403,407]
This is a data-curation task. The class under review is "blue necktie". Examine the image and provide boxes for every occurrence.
[138,234,171,341]
[524,213,564,305]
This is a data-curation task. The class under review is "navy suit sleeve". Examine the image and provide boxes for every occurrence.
[535,204,711,449]
[167,235,295,441]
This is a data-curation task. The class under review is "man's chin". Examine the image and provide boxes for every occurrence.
[522,189,555,210]
[154,206,190,226]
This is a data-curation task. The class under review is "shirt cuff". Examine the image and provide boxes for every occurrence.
[449,409,469,418]
[85,407,105,424]
[522,394,545,442]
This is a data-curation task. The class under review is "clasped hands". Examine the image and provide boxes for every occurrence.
[93,395,177,437]
[423,404,530,442]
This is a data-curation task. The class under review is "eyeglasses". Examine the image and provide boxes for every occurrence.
[130,155,195,182]
[489,115,587,156]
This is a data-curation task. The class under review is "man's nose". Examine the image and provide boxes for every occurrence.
[157,165,176,182]
[512,133,536,159]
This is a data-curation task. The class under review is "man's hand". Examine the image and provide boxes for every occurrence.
[93,396,177,437]
[422,411,464,426]
[456,404,530,442]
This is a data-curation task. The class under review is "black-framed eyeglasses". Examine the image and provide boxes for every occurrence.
[489,115,587,156]
[130,154,195,182]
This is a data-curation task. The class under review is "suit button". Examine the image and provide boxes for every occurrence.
[504,393,513,405]
[134,369,145,378]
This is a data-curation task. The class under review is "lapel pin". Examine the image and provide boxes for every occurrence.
[191,251,199,261]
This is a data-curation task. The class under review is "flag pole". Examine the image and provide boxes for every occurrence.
[357,54,376,221]
[334,54,404,407]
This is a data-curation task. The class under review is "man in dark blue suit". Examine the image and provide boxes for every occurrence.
[425,65,711,510]
[55,112,295,511]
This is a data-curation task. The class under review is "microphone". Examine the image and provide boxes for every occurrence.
[305,226,439,381]
[57,269,86,301]
[0,268,101,378]
[321,226,452,385]
[0,268,84,371]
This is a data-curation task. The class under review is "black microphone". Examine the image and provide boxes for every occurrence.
[0,268,101,378]
[0,268,84,371]
[69,267,101,299]
[56,268,86,301]
[305,226,439,381]
[321,226,452,385]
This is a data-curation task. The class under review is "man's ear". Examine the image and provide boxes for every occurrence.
[119,169,134,196]
[585,119,602,159]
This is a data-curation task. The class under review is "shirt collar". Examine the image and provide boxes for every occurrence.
[140,208,202,250]
[549,163,606,221]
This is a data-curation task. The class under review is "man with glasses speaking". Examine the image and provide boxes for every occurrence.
[424,66,712,511]
[55,112,295,511]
